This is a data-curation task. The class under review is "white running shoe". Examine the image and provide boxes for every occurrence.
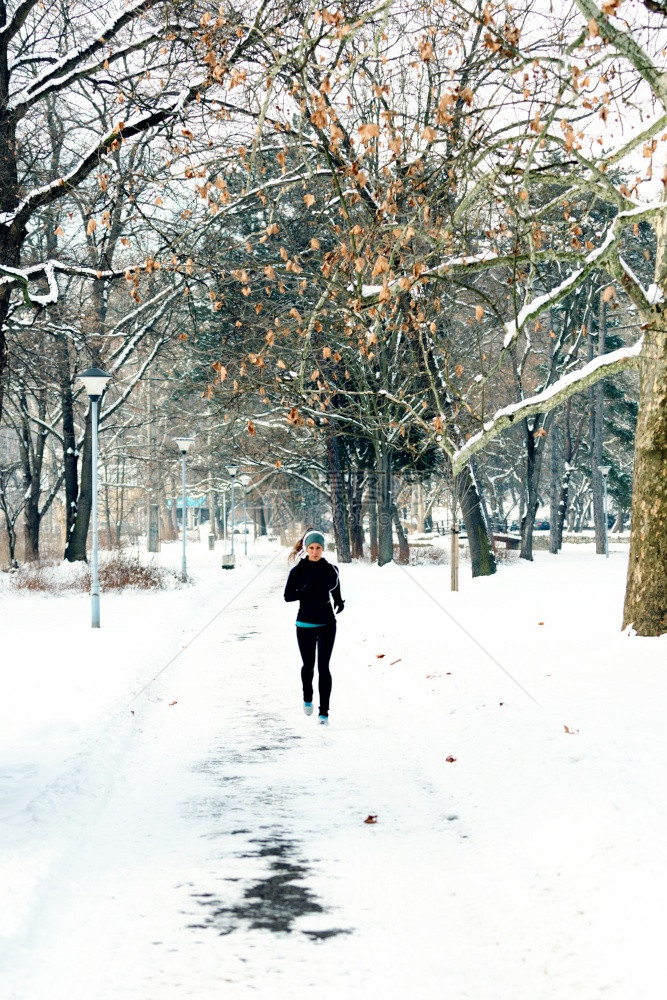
[303,702,314,716]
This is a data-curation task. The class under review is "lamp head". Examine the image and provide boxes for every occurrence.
[598,465,611,477]
[174,436,195,454]
[239,474,251,487]
[226,466,238,477]
[78,367,112,400]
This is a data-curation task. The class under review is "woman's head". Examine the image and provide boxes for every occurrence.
[305,541,323,561]
[289,528,326,563]
[303,529,325,549]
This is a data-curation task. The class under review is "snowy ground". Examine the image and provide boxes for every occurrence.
[1,536,665,1000]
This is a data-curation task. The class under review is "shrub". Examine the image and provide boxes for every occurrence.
[9,565,51,591]
[98,552,167,590]
[10,551,169,593]
[407,544,449,566]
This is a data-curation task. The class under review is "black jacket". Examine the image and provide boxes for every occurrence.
[284,556,344,625]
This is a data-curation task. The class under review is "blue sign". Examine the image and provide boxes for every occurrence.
[167,497,206,509]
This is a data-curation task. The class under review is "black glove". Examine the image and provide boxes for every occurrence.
[334,600,345,614]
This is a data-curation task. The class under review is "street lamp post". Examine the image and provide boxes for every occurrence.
[227,466,238,557]
[599,465,611,559]
[78,367,112,628]
[174,437,195,581]
[239,474,251,556]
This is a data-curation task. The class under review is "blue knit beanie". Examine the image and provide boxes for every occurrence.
[303,530,325,549]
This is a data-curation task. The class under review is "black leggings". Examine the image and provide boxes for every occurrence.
[296,623,336,716]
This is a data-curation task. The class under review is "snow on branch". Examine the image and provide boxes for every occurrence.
[619,257,665,307]
[356,233,618,312]
[104,284,179,339]
[501,230,616,348]
[451,338,644,475]
[30,260,126,281]
[574,0,666,97]
[0,259,132,308]
[102,333,170,423]
[2,84,205,236]
[0,262,58,306]
[10,0,158,114]
[107,285,182,370]
[0,0,41,42]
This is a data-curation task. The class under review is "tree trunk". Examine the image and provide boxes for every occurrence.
[349,469,365,559]
[66,409,93,562]
[622,319,667,636]
[326,428,351,562]
[5,515,17,565]
[368,470,379,562]
[392,502,410,564]
[104,472,114,550]
[22,499,39,561]
[472,457,495,542]
[115,500,123,547]
[18,388,47,563]
[577,495,591,533]
[161,498,176,541]
[556,401,576,549]
[567,499,576,532]
[169,475,180,540]
[257,496,268,536]
[413,483,425,533]
[555,466,572,549]
[207,487,217,540]
[591,296,606,554]
[0,476,18,564]
[549,420,561,555]
[456,464,496,577]
[276,501,289,546]
[0,40,21,425]
[520,427,540,561]
[0,296,7,425]
[54,332,80,559]
[377,449,393,566]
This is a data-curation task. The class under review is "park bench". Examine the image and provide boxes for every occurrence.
[493,533,521,550]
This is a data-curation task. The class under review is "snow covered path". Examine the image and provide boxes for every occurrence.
[5,553,470,998]
[2,542,666,999]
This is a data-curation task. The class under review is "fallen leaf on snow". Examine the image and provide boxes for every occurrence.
[446,756,457,763]
[364,814,378,824]
[564,725,579,735]
[169,701,178,707]
[376,654,385,659]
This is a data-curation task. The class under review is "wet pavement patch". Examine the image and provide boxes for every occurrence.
[230,630,259,642]
[187,834,350,939]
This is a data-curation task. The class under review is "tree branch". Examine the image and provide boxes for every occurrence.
[451,339,644,475]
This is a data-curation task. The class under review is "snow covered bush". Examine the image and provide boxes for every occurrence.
[9,553,171,593]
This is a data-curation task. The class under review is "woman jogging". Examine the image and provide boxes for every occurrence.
[284,529,344,725]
